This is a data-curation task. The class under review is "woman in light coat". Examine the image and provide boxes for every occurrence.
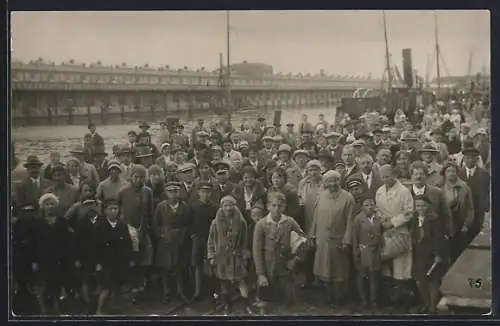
[375,164,415,305]
[310,170,355,307]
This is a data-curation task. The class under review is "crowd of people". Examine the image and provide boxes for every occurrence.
[11,100,490,316]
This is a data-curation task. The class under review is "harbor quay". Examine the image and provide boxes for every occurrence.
[11,60,385,126]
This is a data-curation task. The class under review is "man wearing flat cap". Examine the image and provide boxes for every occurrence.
[176,163,199,204]
[418,143,443,187]
[293,150,312,180]
[117,144,136,181]
[345,175,368,215]
[96,159,129,212]
[212,161,236,205]
[117,164,154,295]
[298,129,318,157]
[258,135,276,163]
[429,128,449,163]
[190,142,209,169]
[191,118,208,146]
[171,124,190,148]
[324,131,343,165]
[283,122,298,150]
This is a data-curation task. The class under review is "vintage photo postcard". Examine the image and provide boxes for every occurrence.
[9,10,491,318]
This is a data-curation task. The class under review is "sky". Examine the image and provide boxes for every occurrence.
[11,10,490,78]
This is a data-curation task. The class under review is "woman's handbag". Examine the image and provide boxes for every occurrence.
[381,228,411,261]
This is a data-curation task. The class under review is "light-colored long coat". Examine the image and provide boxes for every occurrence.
[375,180,415,280]
[297,177,322,234]
[207,207,249,282]
[310,189,355,282]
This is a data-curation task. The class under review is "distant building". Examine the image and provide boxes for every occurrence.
[230,61,274,79]
[432,74,490,89]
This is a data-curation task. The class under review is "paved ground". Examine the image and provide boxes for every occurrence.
[13,278,488,317]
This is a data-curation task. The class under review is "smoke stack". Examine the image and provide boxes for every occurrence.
[402,48,413,88]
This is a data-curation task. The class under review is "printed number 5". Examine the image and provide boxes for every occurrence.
[468,278,483,289]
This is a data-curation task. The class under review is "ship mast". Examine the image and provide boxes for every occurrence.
[467,49,473,76]
[226,10,232,123]
[383,10,392,100]
[434,13,441,98]
[425,53,431,88]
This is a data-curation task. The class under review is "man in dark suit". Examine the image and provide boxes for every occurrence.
[324,132,343,165]
[350,154,383,197]
[339,120,360,145]
[211,161,236,205]
[370,128,387,155]
[342,144,359,180]
[458,146,490,244]
[85,123,105,156]
[242,145,265,180]
[409,161,454,241]
[189,143,208,169]
[13,155,52,216]
[93,148,110,182]
[176,163,199,204]
[171,125,190,148]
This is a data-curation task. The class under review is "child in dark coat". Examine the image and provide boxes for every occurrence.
[410,195,445,314]
[93,199,134,315]
[352,193,384,308]
[31,193,76,314]
[65,180,99,306]
[152,181,191,304]
[187,182,218,302]
[12,205,38,314]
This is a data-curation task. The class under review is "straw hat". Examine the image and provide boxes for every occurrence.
[290,231,307,255]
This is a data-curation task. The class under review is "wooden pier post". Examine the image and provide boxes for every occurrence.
[151,105,156,122]
[87,106,92,125]
[100,106,105,125]
[47,107,53,125]
[67,107,74,125]
[134,105,140,121]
